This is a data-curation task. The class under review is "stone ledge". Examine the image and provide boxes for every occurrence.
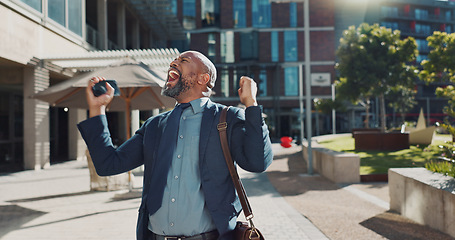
[302,135,360,183]
[389,168,455,238]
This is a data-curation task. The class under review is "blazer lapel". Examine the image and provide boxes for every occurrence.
[199,100,218,164]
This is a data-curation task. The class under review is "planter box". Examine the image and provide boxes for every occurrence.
[389,168,455,238]
[302,140,360,183]
[354,132,409,151]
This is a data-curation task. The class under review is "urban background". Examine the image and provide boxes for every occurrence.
[0,0,454,172]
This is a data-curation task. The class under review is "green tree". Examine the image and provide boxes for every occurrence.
[387,85,417,125]
[420,32,455,137]
[336,23,418,132]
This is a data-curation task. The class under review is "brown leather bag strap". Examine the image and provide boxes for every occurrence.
[217,106,254,220]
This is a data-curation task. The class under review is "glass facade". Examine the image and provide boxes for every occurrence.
[20,0,42,12]
[259,69,267,97]
[252,0,271,27]
[221,31,234,63]
[48,0,65,26]
[68,0,82,36]
[201,0,219,27]
[233,0,246,28]
[183,0,196,29]
[240,31,258,60]
[284,31,298,62]
[284,67,299,96]
[381,6,398,17]
[416,23,431,34]
[415,8,429,20]
[290,2,297,27]
[220,68,230,97]
[271,31,279,62]
[208,33,216,61]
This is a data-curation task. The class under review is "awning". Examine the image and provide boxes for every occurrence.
[43,48,179,73]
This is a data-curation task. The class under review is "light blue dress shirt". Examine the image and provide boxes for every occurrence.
[149,97,216,236]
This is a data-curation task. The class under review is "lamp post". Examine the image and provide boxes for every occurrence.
[271,0,312,174]
[303,0,313,174]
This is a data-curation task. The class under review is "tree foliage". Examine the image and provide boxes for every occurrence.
[420,32,455,136]
[336,23,418,131]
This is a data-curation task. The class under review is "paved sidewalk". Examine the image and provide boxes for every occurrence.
[0,145,327,240]
[2,143,453,240]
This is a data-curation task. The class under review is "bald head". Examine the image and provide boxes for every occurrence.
[185,51,217,88]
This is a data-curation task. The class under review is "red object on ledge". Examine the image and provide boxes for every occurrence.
[280,136,293,148]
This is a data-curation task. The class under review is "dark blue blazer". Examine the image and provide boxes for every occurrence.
[77,99,274,240]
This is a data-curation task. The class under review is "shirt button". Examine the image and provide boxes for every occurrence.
[183,116,186,120]
[177,155,181,159]
[170,222,174,227]
[179,135,184,139]
[174,175,179,180]
[171,198,176,203]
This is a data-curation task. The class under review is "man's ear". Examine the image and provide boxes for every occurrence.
[198,73,210,86]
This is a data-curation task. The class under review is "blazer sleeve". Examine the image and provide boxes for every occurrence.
[77,115,146,176]
[228,106,273,173]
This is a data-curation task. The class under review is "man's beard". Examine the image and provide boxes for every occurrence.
[161,76,193,99]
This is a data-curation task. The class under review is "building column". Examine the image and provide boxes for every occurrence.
[23,65,50,170]
[132,18,140,49]
[97,0,108,50]
[68,109,87,161]
[131,110,140,136]
[117,1,126,49]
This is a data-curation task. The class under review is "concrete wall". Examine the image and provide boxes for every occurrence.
[389,168,455,238]
[302,134,360,183]
[0,4,88,65]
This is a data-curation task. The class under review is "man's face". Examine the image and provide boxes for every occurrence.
[162,52,200,99]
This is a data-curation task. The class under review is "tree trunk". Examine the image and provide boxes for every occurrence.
[379,93,387,132]
[364,100,370,129]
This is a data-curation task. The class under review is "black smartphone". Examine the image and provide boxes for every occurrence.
[92,80,120,97]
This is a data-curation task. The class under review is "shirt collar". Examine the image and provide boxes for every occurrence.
[187,97,209,114]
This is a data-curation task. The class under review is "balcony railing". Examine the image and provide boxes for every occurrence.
[382,11,455,23]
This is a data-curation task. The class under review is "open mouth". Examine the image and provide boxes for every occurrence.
[168,69,180,83]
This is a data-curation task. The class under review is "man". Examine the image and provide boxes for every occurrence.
[78,51,273,240]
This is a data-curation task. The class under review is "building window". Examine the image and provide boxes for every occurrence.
[284,67,299,96]
[201,0,219,27]
[446,10,452,21]
[252,0,271,28]
[271,31,279,62]
[284,31,297,62]
[171,0,177,15]
[208,33,216,61]
[48,0,65,26]
[68,0,82,36]
[415,8,429,20]
[240,31,258,60]
[259,69,267,97]
[183,0,196,30]
[290,2,297,27]
[447,25,453,33]
[20,0,42,12]
[381,6,398,17]
[416,24,431,35]
[221,31,234,63]
[220,68,230,97]
[416,55,428,63]
[381,21,398,30]
[233,0,246,28]
[416,39,429,53]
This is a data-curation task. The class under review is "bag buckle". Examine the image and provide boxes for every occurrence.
[217,122,227,131]
[249,227,260,239]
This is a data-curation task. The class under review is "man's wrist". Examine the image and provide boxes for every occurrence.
[243,99,258,107]
[89,106,106,118]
